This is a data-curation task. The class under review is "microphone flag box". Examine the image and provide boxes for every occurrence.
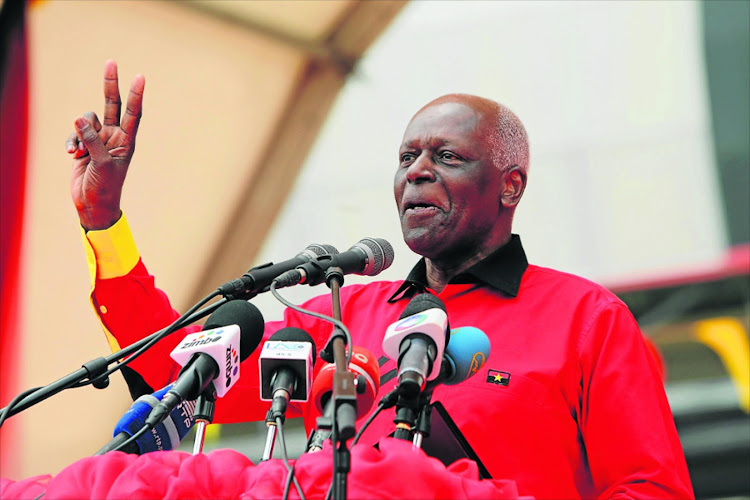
[382,308,448,381]
[170,325,241,398]
[259,340,314,402]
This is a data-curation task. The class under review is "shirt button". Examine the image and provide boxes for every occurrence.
[99,305,108,314]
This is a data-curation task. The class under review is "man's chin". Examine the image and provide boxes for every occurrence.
[402,229,445,258]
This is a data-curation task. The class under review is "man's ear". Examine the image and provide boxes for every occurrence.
[500,166,526,208]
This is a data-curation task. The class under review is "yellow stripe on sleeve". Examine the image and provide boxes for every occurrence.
[81,214,140,281]
[80,213,141,354]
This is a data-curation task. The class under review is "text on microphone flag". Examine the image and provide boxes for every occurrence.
[170,324,242,398]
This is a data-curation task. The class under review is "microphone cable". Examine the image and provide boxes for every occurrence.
[0,386,42,429]
[0,289,222,429]
[277,415,307,500]
[73,289,223,389]
[319,389,400,500]
[269,281,352,366]
[351,388,399,446]
[111,421,152,454]
[269,281,354,500]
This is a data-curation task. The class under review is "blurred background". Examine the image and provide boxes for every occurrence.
[1,0,747,497]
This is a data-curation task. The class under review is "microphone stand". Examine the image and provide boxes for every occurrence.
[320,267,357,500]
[0,299,226,422]
[261,407,279,461]
[192,388,217,454]
[412,392,433,451]
[393,365,446,444]
[393,391,421,441]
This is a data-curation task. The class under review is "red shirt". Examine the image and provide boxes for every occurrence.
[88,227,693,499]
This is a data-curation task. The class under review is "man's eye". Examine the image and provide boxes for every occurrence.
[400,153,415,163]
[440,151,460,161]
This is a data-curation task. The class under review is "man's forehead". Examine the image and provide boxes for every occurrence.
[401,98,496,146]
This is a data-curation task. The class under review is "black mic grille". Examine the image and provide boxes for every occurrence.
[356,237,394,276]
[300,243,339,260]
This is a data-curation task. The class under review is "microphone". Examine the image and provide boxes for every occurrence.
[95,384,196,455]
[434,326,491,386]
[306,346,381,452]
[273,238,394,288]
[259,328,317,419]
[382,293,449,396]
[217,243,338,298]
[145,300,264,427]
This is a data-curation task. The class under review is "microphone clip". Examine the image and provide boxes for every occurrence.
[82,357,111,390]
[320,327,349,365]
[324,265,345,288]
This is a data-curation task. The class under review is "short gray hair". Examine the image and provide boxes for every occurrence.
[415,94,530,176]
[489,103,530,175]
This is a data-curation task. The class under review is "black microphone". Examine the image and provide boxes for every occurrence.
[217,243,338,298]
[259,328,317,420]
[382,294,450,396]
[145,300,265,428]
[273,238,394,288]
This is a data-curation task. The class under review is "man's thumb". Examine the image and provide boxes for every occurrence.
[75,117,108,160]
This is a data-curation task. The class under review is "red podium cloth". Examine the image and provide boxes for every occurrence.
[0,438,527,499]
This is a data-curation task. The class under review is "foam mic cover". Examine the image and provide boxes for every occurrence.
[203,300,266,362]
[171,300,265,398]
[382,293,449,383]
[442,327,491,385]
[399,293,450,342]
[311,346,381,419]
[96,384,196,455]
[259,328,316,402]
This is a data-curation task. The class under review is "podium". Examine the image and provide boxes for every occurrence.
[1,438,526,499]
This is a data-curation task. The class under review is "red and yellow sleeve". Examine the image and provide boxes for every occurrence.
[81,214,191,392]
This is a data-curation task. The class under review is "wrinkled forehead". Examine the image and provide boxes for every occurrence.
[401,100,496,149]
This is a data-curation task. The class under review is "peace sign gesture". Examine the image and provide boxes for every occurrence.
[66,60,145,230]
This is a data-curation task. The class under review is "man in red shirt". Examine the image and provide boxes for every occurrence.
[66,61,694,498]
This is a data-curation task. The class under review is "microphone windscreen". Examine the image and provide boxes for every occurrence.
[112,385,196,453]
[444,327,491,385]
[204,300,265,361]
[311,346,380,418]
[399,293,450,344]
[348,346,381,414]
[138,399,196,453]
[268,327,317,366]
[113,386,171,438]
[399,293,447,319]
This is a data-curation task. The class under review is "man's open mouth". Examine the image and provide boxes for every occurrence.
[404,202,442,214]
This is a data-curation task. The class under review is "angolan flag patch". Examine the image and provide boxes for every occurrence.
[486,369,511,386]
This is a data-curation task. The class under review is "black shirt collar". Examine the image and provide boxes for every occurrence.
[388,234,528,302]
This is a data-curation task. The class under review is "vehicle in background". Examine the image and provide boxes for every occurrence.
[609,244,750,499]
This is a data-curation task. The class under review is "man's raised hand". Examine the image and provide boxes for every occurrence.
[66,60,144,230]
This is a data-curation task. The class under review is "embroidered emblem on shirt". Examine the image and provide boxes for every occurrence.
[486,369,511,386]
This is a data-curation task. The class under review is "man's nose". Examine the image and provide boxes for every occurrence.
[405,152,436,183]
